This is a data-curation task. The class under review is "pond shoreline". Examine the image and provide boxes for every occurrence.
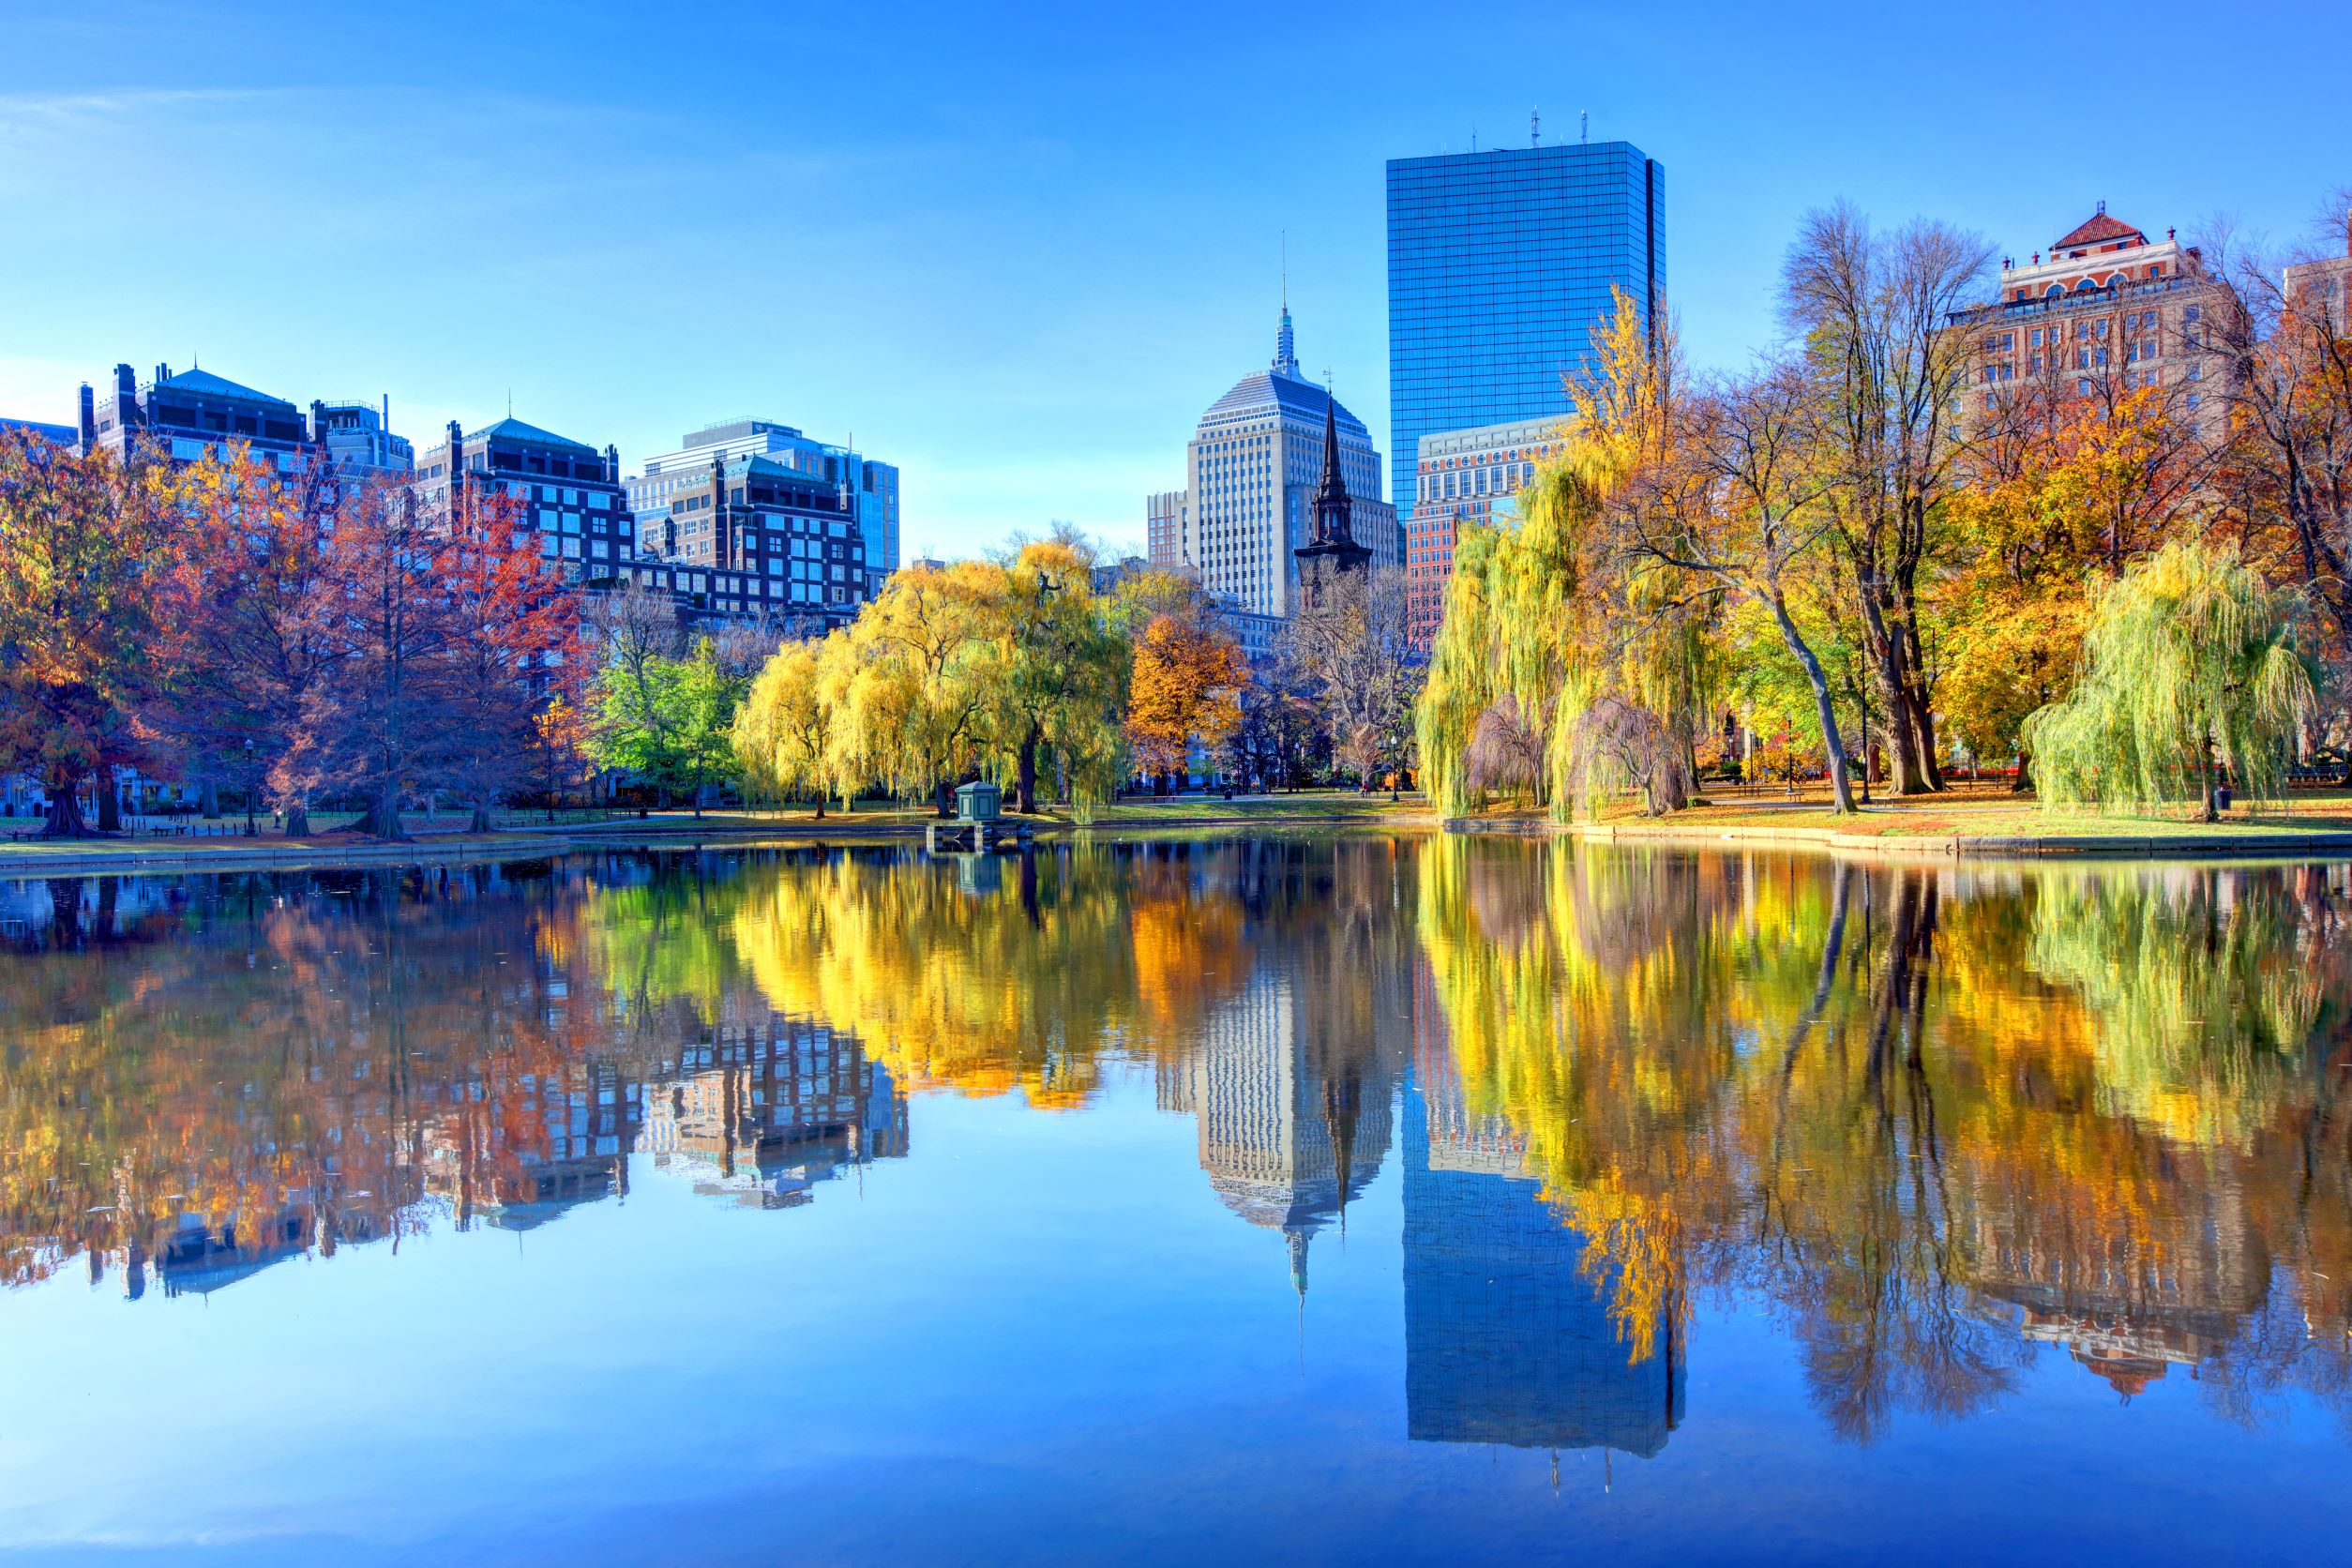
[1448,814,2352,860]
[16,802,2349,877]
[0,807,1439,879]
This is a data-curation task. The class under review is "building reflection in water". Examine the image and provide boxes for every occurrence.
[642,1018,909,1210]
[1403,1021,1683,1463]
[1160,971,1395,1292]
[16,841,2352,1449]
[1158,840,1412,1293]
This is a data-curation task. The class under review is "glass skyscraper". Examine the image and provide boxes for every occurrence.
[1385,140,1666,512]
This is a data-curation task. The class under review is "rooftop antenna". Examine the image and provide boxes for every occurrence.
[1580,109,1589,143]
[1530,106,1540,146]
[1281,228,1288,308]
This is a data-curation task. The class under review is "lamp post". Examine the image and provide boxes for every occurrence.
[1859,698,1872,807]
[243,739,258,837]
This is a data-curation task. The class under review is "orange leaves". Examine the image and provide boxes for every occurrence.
[1123,610,1245,778]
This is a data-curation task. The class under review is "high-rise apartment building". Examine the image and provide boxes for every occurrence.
[1403,1050,1684,1458]
[630,418,900,597]
[56,363,415,480]
[411,416,633,586]
[1145,489,1185,571]
[1177,307,1397,619]
[1403,415,1563,649]
[2284,219,2352,317]
[1385,139,1665,512]
[79,362,314,475]
[628,450,870,626]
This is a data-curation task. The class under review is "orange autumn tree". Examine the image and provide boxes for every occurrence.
[1942,383,2211,782]
[1123,605,1246,788]
[0,430,188,837]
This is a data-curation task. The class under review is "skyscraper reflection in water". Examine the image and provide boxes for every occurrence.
[1402,1035,1684,1462]
[1160,971,1395,1292]
[1156,839,1414,1293]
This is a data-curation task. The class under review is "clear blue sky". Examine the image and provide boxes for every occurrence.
[2,0,2344,557]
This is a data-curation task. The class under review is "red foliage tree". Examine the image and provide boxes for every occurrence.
[143,445,344,831]
[436,487,585,831]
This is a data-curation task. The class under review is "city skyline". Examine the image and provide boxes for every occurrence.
[1,1,2345,559]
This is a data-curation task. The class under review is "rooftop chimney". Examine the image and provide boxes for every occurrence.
[155,363,170,386]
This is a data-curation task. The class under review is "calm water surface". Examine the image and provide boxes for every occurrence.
[2,836,2348,1563]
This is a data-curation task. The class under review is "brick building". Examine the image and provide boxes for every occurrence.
[1952,205,2227,434]
[1403,415,1562,650]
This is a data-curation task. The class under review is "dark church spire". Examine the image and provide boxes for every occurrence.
[1293,393,1372,596]
[1313,398,1350,546]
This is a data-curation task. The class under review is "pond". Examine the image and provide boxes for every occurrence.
[0,836,2347,1563]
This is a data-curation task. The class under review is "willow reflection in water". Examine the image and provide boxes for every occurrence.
[2,837,2349,1460]
[1417,837,2352,1439]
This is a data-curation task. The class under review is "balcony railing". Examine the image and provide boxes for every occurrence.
[1951,273,2203,325]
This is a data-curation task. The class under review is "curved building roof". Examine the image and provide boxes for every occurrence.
[1199,309,1371,441]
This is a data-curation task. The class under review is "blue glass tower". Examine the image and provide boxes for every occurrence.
[1385,140,1666,512]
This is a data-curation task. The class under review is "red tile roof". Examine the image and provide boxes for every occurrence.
[2052,211,2147,249]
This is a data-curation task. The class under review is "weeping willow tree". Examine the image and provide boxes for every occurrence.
[2027,540,2314,820]
[1414,288,1719,821]
[2027,867,2316,1150]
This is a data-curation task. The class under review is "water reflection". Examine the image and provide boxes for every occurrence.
[1417,840,2352,1438]
[4,837,2351,1452]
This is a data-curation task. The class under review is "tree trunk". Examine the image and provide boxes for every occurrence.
[1017,724,1040,815]
[284,798,311,837]
[39,783,91,839]
[1770,594,1858,813]
[934,778,954,819]
[811,792,826,822]
[469,801,494,834]
[353,788,410,840]
[2202,732,2219,823]
[199,780,219,820]
[98,785,122,834]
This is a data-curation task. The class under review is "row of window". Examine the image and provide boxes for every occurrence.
[1416,461,1535,502]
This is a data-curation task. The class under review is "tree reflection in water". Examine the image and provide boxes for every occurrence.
[1,838,2349,1445]
[1416,837,2352,1439]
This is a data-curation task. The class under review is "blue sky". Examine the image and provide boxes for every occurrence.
[1,0,2344,556]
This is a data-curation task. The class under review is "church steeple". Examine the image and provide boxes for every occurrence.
[1294,394,1371,595]
[1273,305,1300,380]
[1312,399,1352,547]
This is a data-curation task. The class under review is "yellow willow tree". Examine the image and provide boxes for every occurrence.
[732,630,852,817]
[822,560,1000,816]
[2026,540,2314,820]
[728,845,1142,1107]
[1415,286,1719,820]
[976,539,1130,814]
